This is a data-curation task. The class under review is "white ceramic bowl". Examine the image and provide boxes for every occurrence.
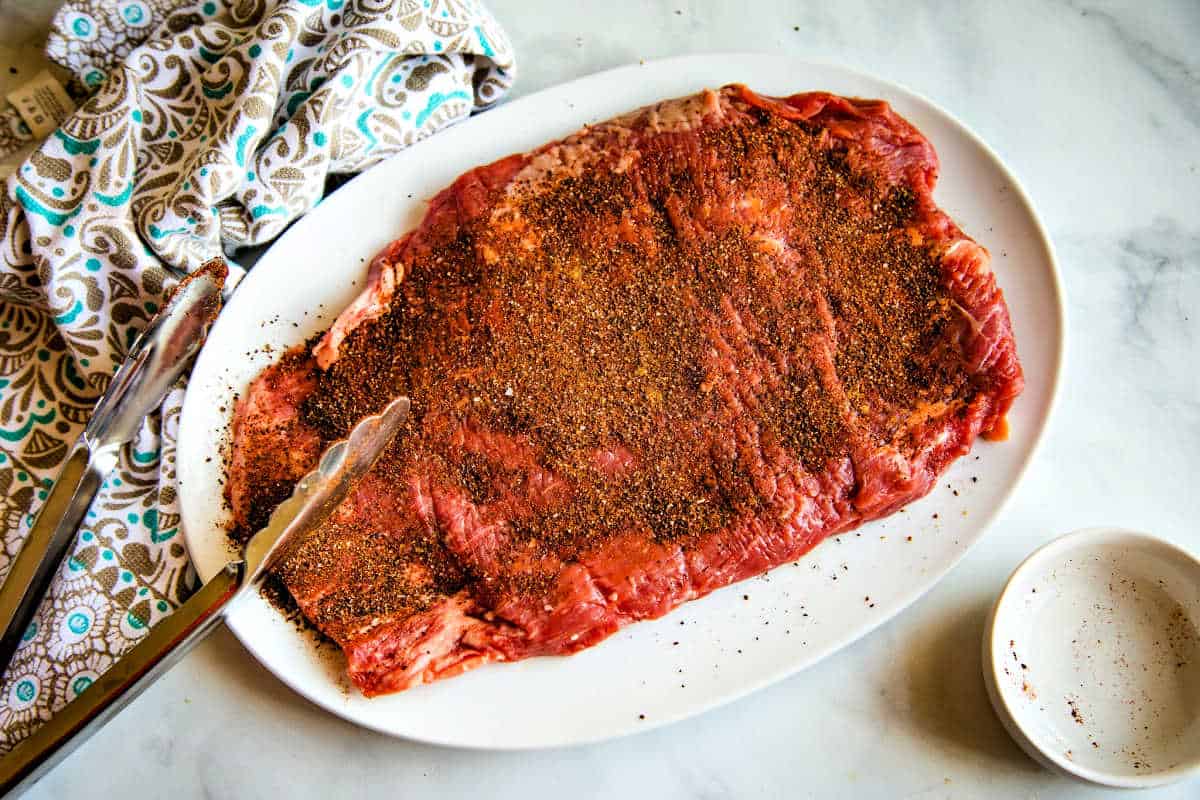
[983,528,1200,788]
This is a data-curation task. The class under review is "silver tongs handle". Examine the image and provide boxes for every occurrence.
[0,262,226,673]
[0,442,113,678]
[0,563,244,797]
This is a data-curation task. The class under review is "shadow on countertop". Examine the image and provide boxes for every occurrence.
[900,595,1041,773]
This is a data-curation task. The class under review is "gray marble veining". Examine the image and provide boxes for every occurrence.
[3,0,1199,798]
[1068,1,1200,128]
[1115,220,1199,353]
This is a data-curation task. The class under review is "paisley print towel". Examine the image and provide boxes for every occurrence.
[0,0,514,749]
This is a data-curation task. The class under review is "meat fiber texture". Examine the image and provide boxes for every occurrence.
[227,85,1023,696]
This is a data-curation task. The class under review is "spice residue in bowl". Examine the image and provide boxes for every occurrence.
[1004,548,1200,778]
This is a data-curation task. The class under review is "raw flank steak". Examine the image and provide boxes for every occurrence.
[227,85,1023,696]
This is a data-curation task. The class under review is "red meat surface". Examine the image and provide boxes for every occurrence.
[227,85,1022,696]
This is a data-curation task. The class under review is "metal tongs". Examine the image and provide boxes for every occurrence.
[0,260,229,671]
[0,394,411,796]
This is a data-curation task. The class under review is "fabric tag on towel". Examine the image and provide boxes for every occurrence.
[5,70,75,139]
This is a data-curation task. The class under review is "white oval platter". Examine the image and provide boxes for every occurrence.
[177,54,1063,749]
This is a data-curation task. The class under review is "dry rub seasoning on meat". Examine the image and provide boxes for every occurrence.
[227,85,1022,696]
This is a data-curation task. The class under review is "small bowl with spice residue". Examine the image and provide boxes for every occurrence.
[983,527,1200,788]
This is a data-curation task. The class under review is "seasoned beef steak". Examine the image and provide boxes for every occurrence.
[227,85,1023,696]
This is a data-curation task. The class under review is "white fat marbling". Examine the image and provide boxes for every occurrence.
[4,0,1199,797]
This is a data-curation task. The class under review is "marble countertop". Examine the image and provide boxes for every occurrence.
[4,0,1199,797]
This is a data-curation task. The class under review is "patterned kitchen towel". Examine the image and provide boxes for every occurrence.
[0,0,514,748]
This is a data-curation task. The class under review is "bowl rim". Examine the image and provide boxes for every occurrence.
[983,526,1200,789]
